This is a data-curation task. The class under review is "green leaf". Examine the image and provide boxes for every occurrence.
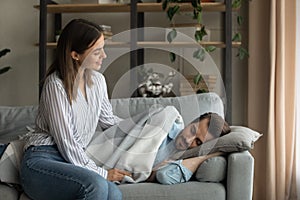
[237,47,249,60]
[193,73,203,85]
[167,28,177,43]
[162,0,169,11]
[205,45,216,52]
[0,66,12,75]
[191,0,198,8]
[169,52,176,62]
[0,49,11,58]
[237,15,243,26]
[167,5,180,21]
[197,11,202,24]
[196,89,208,94]
[194,26,207,42]
[193,48,206,61]
[232,32,242,42]
[232,0,242,8]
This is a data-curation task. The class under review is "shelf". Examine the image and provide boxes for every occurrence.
[43,41,241,48]
[33,2,238,13]
[36,0,236,122]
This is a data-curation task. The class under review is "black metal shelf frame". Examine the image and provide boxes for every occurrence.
[38,0,233,123]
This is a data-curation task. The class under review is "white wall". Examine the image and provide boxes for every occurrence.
[0,0,248,125]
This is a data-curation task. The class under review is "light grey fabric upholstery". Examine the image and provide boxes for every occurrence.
[110,92,224,125]
[227,151,254,200]
[119,182,226,200]
[0,93,254,200]
[0,106,37,144]
[195,156,227,182]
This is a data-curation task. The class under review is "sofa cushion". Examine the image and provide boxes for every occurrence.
[0,106,38,144]
[118,182,226,200]
[177,126,262,159]
[111,93,224,125]
[195,156,227,182]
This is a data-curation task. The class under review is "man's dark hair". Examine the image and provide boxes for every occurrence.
[191,112,231,138]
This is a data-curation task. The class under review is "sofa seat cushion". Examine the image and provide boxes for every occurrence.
[118,182,225,200]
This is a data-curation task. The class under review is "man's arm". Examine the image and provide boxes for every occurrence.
[147,152,224,184]
[182,152,224,173]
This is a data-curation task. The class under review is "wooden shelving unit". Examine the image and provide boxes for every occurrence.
[42,41,241,49]
[34,2,239,13]
[35,0,235,122]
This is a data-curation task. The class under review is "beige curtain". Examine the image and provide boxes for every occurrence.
[248,0,297,200]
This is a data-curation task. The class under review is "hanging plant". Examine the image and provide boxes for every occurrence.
[162,0,215,62]
[232,0,250,60]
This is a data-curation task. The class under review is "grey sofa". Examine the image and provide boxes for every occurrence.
[0,93,254,200]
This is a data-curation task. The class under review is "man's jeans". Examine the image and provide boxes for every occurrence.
[20,145,122,200]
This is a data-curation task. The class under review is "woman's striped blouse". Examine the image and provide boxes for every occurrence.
[24,71,120,178]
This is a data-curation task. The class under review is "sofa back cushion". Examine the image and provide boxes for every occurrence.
[0,106,38,144]
[111,92,224,125]
[0,93,224,142]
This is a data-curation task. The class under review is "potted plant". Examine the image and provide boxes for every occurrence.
[137,66,176,97]
[0,48,12,75]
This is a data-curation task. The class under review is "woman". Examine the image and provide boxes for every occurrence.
[20,19,130,200]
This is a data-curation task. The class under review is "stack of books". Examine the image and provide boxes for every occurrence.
[179,74,217,96]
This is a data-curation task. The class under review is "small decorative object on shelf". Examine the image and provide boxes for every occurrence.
[99,25,113,41]
[55,30,62,42]
[138,71,176,98]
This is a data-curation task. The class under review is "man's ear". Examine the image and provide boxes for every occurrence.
[71,51,80,61]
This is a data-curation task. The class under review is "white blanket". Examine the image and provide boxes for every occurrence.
[86,106,182,183]
[0,106,182,185]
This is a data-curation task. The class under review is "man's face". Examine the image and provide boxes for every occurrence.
[174,118,214,151]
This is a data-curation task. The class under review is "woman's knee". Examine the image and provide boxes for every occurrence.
[107,181,122,200]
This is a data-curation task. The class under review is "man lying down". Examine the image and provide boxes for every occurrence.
[86,106,231,185]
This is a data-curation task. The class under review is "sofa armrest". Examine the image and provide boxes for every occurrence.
[226,151,254,200]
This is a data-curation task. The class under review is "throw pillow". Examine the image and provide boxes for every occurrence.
[176,126,262,159]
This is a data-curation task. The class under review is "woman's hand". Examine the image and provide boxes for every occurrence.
[107,168,132,181]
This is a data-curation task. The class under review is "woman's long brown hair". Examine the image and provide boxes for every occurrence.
[46,19,103,104]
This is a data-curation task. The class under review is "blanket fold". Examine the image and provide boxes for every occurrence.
[86,106,182,183]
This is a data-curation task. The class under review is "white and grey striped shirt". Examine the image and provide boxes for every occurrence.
[24,71,120,178]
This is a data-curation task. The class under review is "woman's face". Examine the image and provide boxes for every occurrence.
[79,35,106,71]
[174,118,215,151]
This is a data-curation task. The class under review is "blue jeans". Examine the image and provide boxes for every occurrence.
[20,145,122,200]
